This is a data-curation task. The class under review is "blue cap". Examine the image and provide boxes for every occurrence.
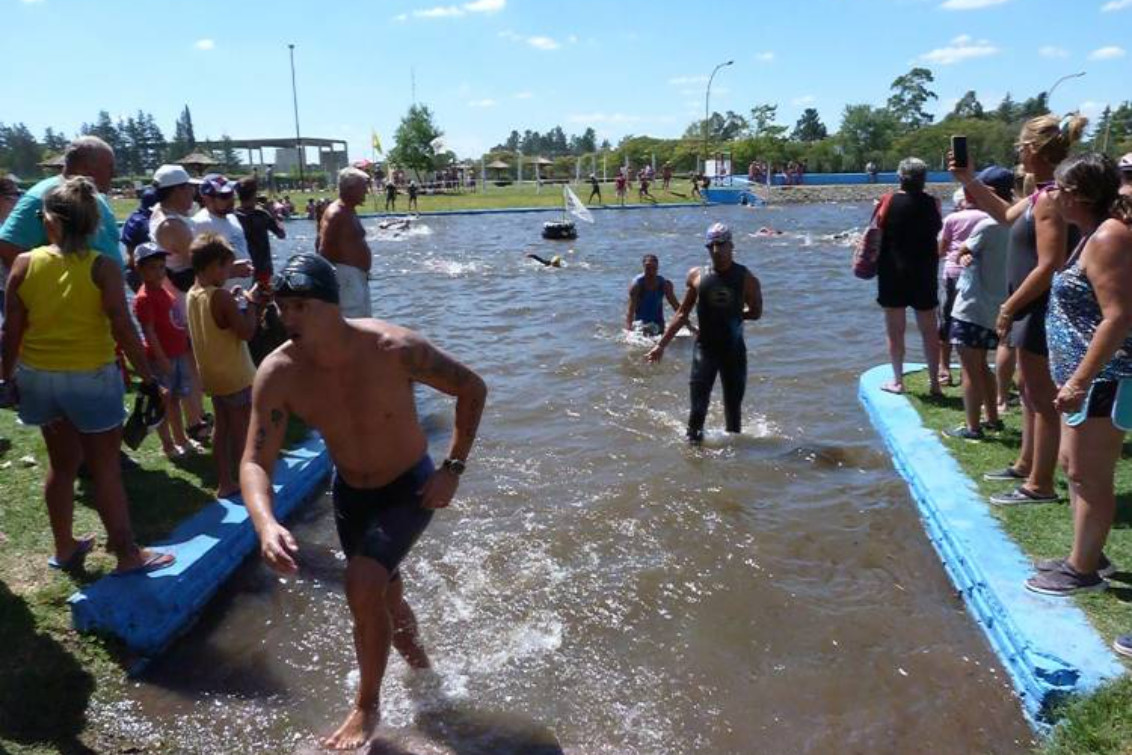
[200,173,235,197]
[977,166,1014,200]
[134,242,168,265]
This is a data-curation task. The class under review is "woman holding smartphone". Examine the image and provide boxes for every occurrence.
[950,113,1087,506]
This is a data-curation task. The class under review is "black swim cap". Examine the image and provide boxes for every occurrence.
[272,253,339,304]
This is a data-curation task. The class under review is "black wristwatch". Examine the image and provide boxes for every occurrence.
[441,458,466,476]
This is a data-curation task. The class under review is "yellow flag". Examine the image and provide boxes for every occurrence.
[371,130,382,155]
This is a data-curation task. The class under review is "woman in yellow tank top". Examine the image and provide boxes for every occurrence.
[0,177,174,576]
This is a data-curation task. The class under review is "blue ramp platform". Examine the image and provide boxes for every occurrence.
[859,364,1124,725]
[69,434,332,657]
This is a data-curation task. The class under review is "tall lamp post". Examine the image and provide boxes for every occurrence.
[288,44,304,189]
[704,59,734,177]
[1046,71,1086,110]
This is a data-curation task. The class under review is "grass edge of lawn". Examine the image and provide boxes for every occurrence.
[899,370,1132,755]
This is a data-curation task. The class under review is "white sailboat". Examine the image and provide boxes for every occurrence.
[542,184,594,240]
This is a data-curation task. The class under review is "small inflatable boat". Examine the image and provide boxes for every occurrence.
[542,220,577,240]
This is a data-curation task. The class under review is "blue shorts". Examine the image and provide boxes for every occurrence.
[950,319,999,350]
[159,353,194,398]
[16,361,126,434]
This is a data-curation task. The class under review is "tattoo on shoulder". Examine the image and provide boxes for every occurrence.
[253,426,267,452]
[400,340,473,386]
[269,408,285,426]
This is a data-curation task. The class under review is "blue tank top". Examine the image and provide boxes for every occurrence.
[696,262,748,351]
[633,274,667,328]
[1048,235,1132,385]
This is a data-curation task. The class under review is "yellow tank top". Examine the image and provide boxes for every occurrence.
[17,246,116,371]
[186,283,256,396]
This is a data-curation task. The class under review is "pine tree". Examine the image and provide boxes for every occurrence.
[791,108,828,142]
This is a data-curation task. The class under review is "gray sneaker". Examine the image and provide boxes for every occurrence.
[990,486,1059,505]
[1025,560,1106,596]
[983,467,1027,482]
[943,426,984,441]
[1114,635,1132,659]
[1036,554,1116,579]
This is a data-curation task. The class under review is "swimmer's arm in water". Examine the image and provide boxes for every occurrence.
[241,359,299,574]
[664,279,697,334]
[647,268,699,362]
[399,334,488,509]
[625,281,641,330]
[268,212,286,240]
[743,272,763,321]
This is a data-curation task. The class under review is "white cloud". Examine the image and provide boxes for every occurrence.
[499,30,560,50]
[464,0,505,11]
[918,35,999,64]
[940,0,1008,9]
[513,91,533,99]
[527,35,560,50]
[1078,100,1109,119]
[394,12,408,21]
[467,98,497,108]
[416,5,463,18]
[194,38,215,51]
[404,0,505,20]
[755,51,775,62]
[669,75,709,85]
[1039,45,1069,58]
[792,95,817,106]
[1089,45,1126,59]
[19,0,46,4]
[1101,0,1132,10]
[567,112,642,125]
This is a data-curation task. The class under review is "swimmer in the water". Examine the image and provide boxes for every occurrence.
[242,253,487,751]
[527,253,563,268]
[754,226,784,236]
[625,254,693,336]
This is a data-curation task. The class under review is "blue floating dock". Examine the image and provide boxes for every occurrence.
[859,364,1124,725]
[69,434,332,657]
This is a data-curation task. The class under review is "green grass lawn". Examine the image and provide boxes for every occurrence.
[0,398,306,753]
[901,370,1132,755]
[107,180,703,221]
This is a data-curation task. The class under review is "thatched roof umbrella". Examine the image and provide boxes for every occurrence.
[38,153,65,170]
[174,151,219,176]
[485,159,510,177]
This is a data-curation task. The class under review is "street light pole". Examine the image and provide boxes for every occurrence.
[704,60,734,177]
[288,44,304,189]
[1046,71,1086,110]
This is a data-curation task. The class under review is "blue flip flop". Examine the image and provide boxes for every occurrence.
[47,535,95,571]
[110,551,175,578]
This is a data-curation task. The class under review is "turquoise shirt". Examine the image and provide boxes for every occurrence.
[0,176,124,268]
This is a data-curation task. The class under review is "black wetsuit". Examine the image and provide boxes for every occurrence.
[689,262,750,441]
[332,455,435,578]
[588,177,601,203]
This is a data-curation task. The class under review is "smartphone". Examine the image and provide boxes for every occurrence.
[951,135,969,169]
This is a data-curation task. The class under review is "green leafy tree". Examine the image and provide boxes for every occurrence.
[81,111,122,155]
[949,91,985,120]
[684,111,750,143]
[389,104,443,178]
[994,93,1019,123]
[887,67,938,129]
[792,108,828,142]
[0,123,42,176]
[117,115,146,177]
[750,104,781,138]
[42,127,68,153]
[169,105,197,161]
[139,112,166,172]
[839,104,900,169]
[1018,92,1049,120]
[211,135,241,173]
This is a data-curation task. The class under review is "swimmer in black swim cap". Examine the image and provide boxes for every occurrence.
[272,253,340,304]
[271,254,340,343]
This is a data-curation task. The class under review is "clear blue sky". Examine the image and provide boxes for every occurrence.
[3,0,1128,161]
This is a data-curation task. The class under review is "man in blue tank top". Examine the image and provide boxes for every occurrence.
[646,223,763,444]
[625,254,682,336]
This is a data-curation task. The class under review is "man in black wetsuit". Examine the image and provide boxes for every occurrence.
[647,222,762,444]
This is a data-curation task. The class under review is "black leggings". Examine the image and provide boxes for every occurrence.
[688,341,747,439]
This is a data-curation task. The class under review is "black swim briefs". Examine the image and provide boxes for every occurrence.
[332,455,435,577]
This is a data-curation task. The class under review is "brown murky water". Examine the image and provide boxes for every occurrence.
[93,205,1035,754]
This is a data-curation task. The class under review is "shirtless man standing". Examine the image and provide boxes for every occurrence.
[318,167,372,318]
[241,254,487,751]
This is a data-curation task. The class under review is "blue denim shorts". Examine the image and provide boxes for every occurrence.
[159,353,194,398]
[16,361,126,434]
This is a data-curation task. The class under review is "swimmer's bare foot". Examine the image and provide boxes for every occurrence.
[322,705,378,751]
